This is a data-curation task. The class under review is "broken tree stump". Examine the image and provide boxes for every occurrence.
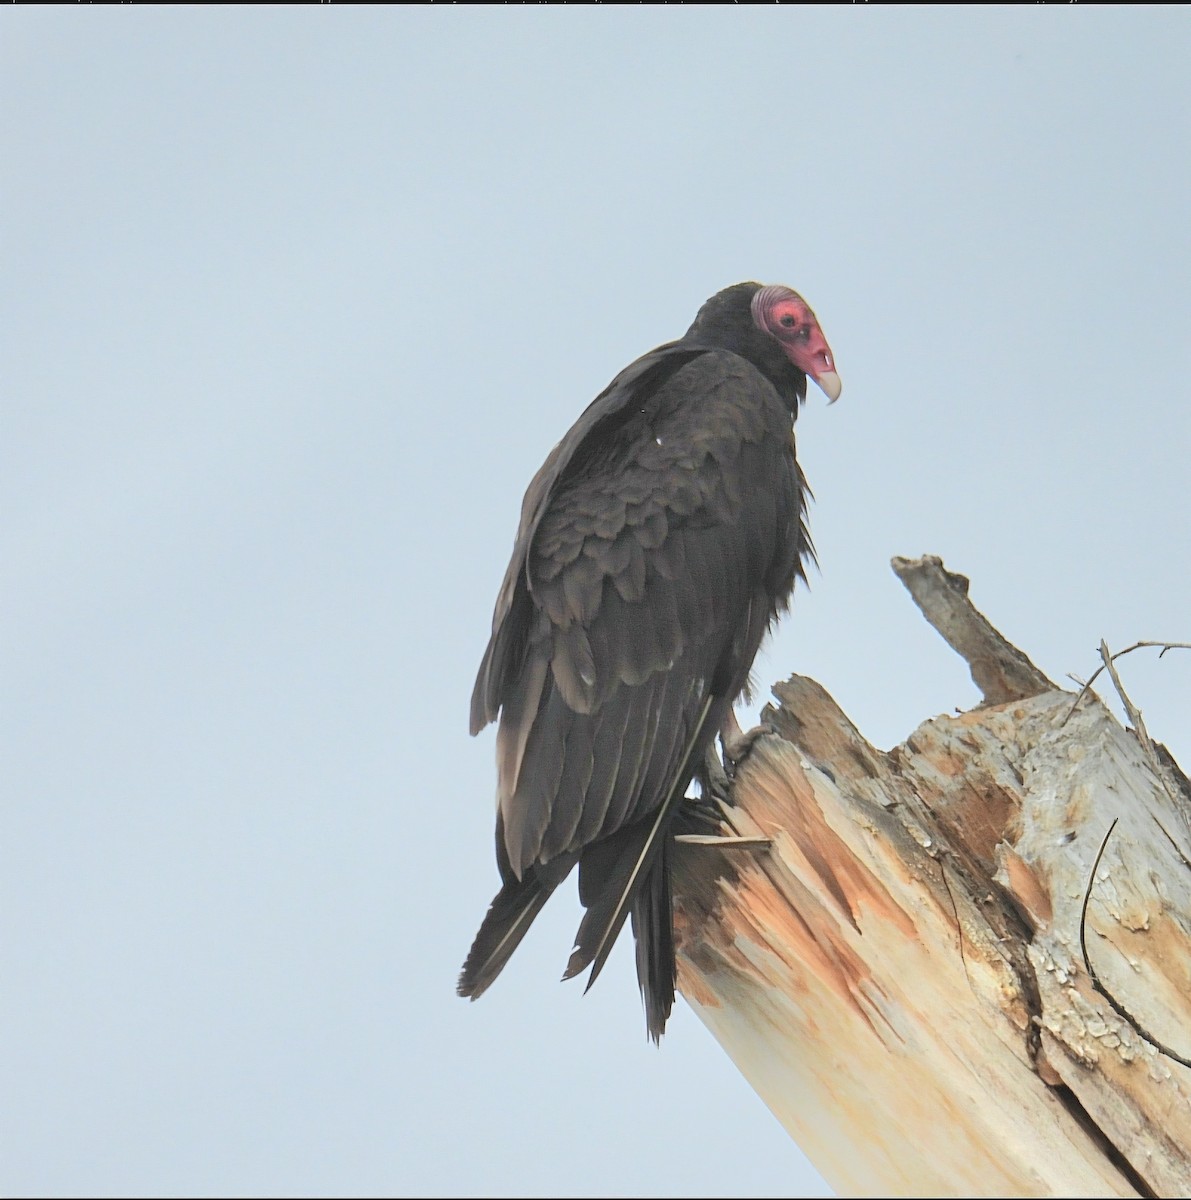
[672,555,1191,1198]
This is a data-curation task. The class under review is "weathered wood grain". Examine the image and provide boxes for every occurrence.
[671,557,1191,1197]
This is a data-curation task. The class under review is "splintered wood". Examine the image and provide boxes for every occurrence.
[672,555,1191,1199]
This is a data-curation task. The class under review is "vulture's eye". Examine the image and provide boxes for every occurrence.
[779,314,797,328]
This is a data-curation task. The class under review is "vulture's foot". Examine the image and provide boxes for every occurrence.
[672,738,771,854]
[720,708,775,773]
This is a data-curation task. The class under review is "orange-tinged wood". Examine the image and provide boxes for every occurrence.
[670,558,1191,1198]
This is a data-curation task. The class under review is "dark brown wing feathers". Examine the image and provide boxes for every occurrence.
[459,331,812,1041]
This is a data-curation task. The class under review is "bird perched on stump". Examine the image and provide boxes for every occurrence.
[459,282,841,1040]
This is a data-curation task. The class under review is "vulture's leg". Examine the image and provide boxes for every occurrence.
[719,706,775,771]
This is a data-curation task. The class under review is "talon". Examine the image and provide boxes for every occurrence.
[720,708,773,771]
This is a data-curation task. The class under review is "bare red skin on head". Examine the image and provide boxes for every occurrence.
[750,285,837,385]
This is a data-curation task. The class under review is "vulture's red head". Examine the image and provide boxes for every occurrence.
[686,282,841,407]
[749,284,841,403]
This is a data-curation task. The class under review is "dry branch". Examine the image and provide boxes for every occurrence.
[672,555,1191,1198]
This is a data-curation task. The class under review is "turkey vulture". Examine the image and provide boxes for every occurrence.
[459,282,840,1040]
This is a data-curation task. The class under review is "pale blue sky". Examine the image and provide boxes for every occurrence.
[6,7,1190,1197]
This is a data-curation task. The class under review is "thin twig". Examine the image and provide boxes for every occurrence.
[1100,640,1157,759]
[939,861,969,985]
[1062,641,1191,726]
[1079,818,1191,1070]
[1096,641,1191,870]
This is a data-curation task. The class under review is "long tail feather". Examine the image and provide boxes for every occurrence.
[457,871,556,1000]
[562,694,714,999]
[631,840,675,1043]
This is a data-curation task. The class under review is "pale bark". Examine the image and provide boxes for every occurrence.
[673,555,1191,1198]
